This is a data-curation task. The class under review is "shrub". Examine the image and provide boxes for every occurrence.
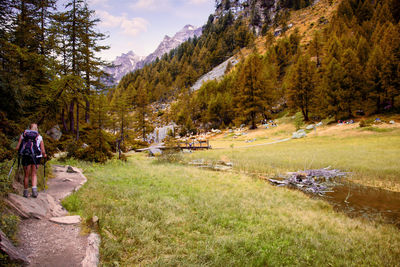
[322,116,336,125]
[0,211,19,242]
[61,194,82,212]
[157,136,182,163]
[66,127,114,163]
[359,119,367,127]
[0,160,14,198]
[294,112,305,130]
[0,112,22,162]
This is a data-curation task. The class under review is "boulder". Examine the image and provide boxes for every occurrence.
[292,129,307,139]
[46,125,62,141]
[0,229,29,265]
[149,148,162,156]
[389,120,395,124]
[50,215,81,225]
[306,124,315,130]
[5,193,67,219]
[316,122,323,127]
[6,193,47,219]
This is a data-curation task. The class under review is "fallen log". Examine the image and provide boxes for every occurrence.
[0,229,29,265]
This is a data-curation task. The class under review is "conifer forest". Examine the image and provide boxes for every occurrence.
[1,0,400,265]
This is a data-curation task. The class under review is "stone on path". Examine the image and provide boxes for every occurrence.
[81,233,100,267]
[50,215,81,225]
[67,165,78,173]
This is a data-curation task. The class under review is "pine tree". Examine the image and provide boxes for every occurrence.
[340,48,363,117]
[285,55,316,121]
[79,3,109,123]
[111,88,131,157]
[322,57,346,120]
[234,53,270,129]
[309,31,323,67]
[134,82,152,141]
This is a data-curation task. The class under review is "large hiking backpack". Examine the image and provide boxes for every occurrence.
[19,130,41,158]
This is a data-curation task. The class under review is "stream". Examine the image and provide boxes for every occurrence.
[322,182,400,228]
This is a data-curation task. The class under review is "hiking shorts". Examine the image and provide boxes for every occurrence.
[21,156,41,167]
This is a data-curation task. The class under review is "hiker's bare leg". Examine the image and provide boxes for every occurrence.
[31,165,37,187]
[24,165,30,189]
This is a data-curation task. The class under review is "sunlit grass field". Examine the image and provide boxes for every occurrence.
[61,156,400,266]
[196,125,400,192]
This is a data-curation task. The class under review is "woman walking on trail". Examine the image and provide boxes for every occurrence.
[16,123,47,198]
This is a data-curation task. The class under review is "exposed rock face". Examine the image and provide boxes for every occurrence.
[0,229,29,265]
[103,51,144,83]
[191,56,239,91]
[148,124,176,143]
[141,25,203,66]
[105,25,202,83]
[5,193,67,219]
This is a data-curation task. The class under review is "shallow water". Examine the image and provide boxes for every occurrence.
[321,182,400,228]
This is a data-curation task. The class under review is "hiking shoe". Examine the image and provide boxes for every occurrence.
[32,188,38,198]
[23,189,29,198]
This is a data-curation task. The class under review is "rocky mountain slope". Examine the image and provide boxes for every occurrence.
[103,51,144,84]
[105,25,202,83]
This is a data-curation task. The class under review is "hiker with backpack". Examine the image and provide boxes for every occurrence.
[15,123,47,198]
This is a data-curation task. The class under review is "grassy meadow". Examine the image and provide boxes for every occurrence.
[60,154,400,266]
[196,121,400,192]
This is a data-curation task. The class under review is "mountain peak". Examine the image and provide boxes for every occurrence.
[183,24,195,31]
[105,24,203,84]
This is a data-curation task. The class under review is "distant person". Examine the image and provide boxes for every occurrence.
[16,123,47,198]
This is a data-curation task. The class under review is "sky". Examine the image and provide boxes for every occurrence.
[77,0,215,62]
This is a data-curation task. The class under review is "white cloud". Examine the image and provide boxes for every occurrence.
[88,0,110,7]
[188,0,209,4]
[96,10,149,36]
[130,0,171,11]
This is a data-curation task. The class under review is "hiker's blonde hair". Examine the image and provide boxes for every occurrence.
[30,123,38,131]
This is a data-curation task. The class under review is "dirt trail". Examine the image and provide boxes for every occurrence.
[17,165,94,267]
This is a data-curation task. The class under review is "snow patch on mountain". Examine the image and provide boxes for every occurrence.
[105,25,202,84]
[104,51,144,84]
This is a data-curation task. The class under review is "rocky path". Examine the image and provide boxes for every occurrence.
[6,165,99,267]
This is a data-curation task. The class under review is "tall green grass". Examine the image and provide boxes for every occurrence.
[60,156,400,266]
[190,134,400,191]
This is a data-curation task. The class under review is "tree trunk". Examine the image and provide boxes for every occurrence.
[250,111,257,129]
[85,99,90,123]
[69,99,75,133]
[61,108,67,132]
[142,113,146,141]
[76,98,79,141]
[302,108,309,122]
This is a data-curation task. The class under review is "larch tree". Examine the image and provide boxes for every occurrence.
[285,54,316,121]
[234,53,270,129]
